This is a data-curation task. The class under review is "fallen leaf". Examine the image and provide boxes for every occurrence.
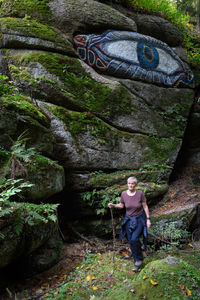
[143,275,148,280]
[122,251,129,257]
[92,286,98,290]
[86,276,91,281]
[150,279,159,286]
[179,284,184,290]
[186,287,192,296]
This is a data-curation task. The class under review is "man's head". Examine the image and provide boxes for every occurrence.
[127,177,137,191]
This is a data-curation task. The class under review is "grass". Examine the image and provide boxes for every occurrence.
[40,247,200,300]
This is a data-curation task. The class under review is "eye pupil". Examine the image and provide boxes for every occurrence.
[143,45,154,63]
[138,42,159,69]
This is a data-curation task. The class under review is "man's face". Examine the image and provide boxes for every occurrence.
[127,180,137,191]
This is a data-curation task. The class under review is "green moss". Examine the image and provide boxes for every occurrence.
[9,51,134,118]
[156,103,191,137]
[89,169,163,188]
[0,17,67,46]
[0,0,52,23]
[47,104,110,143]
[8,64,39,87]
[30,154,62,171]
[146,135,180,164]
[43,248,200,300]
[1,93,49,125]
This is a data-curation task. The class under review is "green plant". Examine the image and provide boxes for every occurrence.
[0,178,33,202]
[139,163,172,173]
[9,130,36,178]
[0,73,18,96]
[82,187,121,216]
[0,178,58,234]
[149,222,190,249]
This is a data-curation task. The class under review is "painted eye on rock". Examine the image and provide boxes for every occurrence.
[102,40,181,75]
[74,30,194,87]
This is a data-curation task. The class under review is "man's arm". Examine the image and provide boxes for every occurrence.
[108,202,124,209]
[142,202,151,228]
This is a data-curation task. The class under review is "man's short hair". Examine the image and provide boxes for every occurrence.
[127,176,137,184]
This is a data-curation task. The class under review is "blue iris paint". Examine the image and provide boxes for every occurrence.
[137,42,159,69]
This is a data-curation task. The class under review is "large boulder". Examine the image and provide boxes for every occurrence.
[48,0,137,37]
[0,203,62,272]
[134,14,184,46]
[149,203,200,246]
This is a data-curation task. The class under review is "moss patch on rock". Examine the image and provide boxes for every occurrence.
[105,256,200,299]
[80,182,168,216]
[146,135,181,164]
[0,0,52,23]
[0,93,49,126]
[0,17,70,49]
[8,51,134,117]
[88,169,166,189]
[21,154,65,201]
[46,104,110,143]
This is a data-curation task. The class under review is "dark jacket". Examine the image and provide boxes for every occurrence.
[119,210,148,250]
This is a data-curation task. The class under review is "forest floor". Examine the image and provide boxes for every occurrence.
[0,167,200,300]
[151,166,200,217]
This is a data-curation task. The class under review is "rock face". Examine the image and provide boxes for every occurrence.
[0,207,62,272]
[0,0,199,271]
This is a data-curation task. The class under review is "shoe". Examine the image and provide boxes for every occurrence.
[132,260,142,272]
[132,265,140,272]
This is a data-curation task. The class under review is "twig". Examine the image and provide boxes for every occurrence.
[149,232,177,247]
[110,207,116,262]
[56,209,66,242]
[68,224,95,246]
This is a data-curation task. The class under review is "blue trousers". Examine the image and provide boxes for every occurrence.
[125,215,145,262]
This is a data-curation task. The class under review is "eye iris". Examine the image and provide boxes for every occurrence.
[138,42,159,69]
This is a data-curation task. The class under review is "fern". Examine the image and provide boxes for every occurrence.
[9,130,36,178]
[14,213,24,235]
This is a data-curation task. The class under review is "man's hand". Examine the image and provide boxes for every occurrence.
[147,219,151,228]
[108,203,115,208]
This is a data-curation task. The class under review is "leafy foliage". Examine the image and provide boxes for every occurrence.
[0,73,18,96]
[0,178,58,235]
[0,178,33,202]
[9,130,36,178]
[149,222,190,249]
[81,187,121,216]
[0,131,58,235]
